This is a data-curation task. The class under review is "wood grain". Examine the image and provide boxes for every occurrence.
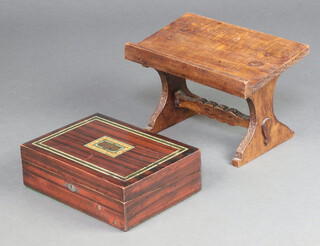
[23,162,200,231]
[21,113,201,231]
[175,89,250,128]
[22,113,198,186]
[232,76,294,167]
[125,12,309,166]
[146,70,197,133]
[125,12,309,98]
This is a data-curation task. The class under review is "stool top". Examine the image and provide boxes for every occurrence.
[125,13,309,98]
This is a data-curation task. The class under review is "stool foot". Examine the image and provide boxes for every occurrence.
[146,70,197,133]
[232,76,294,167]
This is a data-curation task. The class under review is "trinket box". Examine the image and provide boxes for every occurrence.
[21,114,201,231]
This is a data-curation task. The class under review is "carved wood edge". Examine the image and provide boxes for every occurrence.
[232,76,295,167]
[146,71,197,133]
[175,90,250,128]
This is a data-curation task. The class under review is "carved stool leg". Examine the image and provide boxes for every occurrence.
[146,70,197,133]
[232,76,295,167]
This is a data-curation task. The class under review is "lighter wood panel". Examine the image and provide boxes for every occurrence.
[126,12,309,98]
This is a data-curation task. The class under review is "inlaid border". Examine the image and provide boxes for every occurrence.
[32,116,188,181]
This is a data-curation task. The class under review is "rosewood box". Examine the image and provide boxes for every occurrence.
[21,113,201,231]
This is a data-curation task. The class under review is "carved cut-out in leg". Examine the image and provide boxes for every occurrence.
[146,70,197,133]
[232,76,294,167]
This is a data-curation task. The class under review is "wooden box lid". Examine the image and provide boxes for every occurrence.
[125,12,309,98]
[21,113,200,202]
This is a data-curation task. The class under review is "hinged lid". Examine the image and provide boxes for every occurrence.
[21,113,199,202]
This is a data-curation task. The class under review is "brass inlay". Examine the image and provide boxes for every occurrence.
[32,116,188,181]
[84,136,134,158]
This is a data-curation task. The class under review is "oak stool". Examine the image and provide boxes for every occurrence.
[125,13,309,167]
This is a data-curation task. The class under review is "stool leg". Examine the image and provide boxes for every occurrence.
[146,70,197,133]
[232,76,294,167]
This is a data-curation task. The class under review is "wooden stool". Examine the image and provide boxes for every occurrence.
[125,12,309,167]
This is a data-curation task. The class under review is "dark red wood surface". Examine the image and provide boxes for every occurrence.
[22,113,198,186]
[42,120,177,177]
[21,113,201,231]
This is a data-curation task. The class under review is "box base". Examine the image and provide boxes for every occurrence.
[23,161,201,231]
